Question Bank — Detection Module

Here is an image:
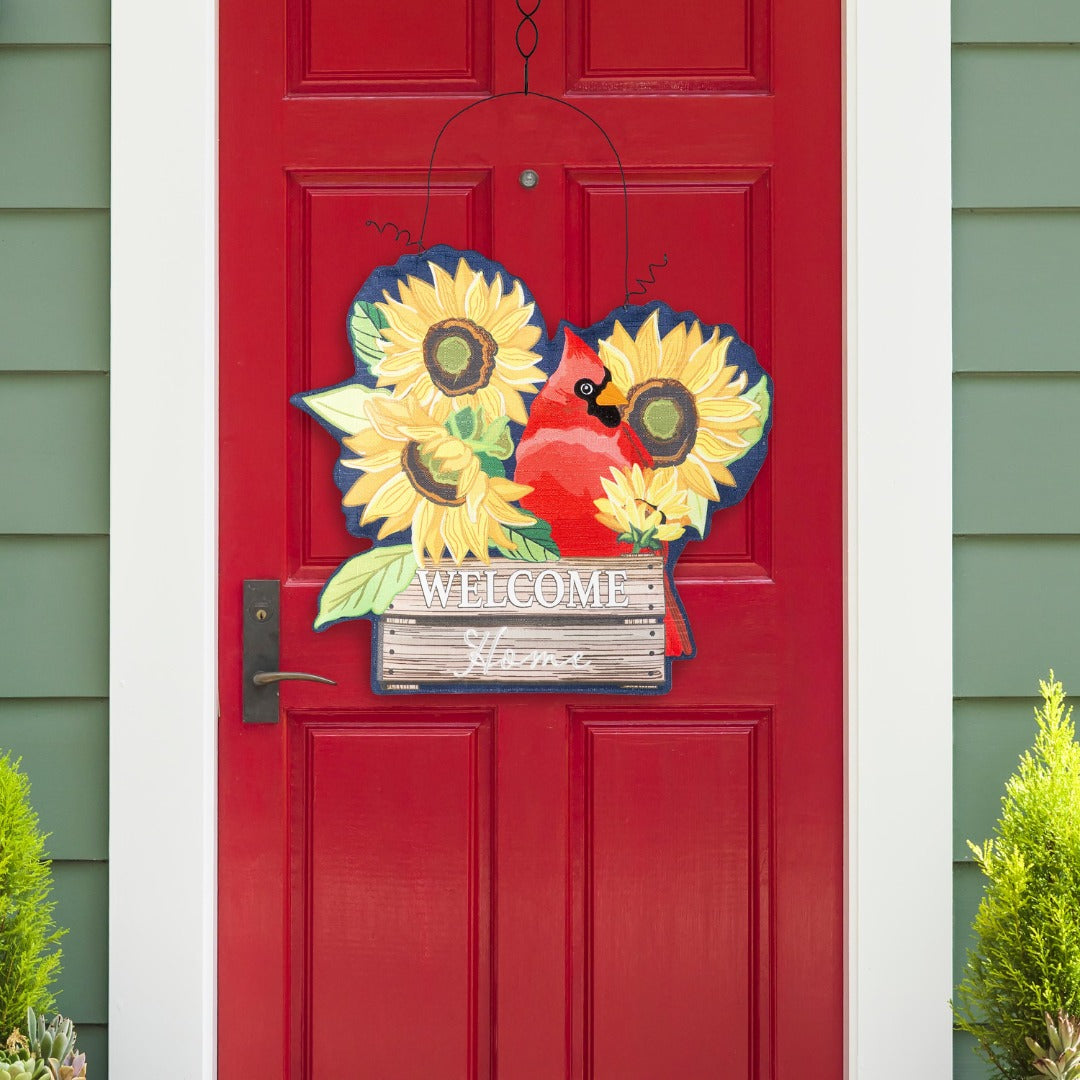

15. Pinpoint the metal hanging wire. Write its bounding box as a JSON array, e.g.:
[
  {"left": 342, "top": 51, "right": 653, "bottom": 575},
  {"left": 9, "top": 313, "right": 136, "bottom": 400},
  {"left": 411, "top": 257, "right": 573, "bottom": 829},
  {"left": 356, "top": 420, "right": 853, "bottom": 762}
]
[{"left": 363, "top": 0, "right": 668, "bottom": 301}]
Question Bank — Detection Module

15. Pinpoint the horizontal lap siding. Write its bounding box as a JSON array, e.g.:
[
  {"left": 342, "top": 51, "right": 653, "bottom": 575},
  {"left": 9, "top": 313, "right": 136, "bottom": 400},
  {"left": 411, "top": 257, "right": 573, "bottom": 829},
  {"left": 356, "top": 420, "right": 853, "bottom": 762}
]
[
  {"left": 952, "top": 7, "right": 1080, "bottom": 1075},
  {"left": 0, "top": 1, "right": 110, "bottom": 1074}
]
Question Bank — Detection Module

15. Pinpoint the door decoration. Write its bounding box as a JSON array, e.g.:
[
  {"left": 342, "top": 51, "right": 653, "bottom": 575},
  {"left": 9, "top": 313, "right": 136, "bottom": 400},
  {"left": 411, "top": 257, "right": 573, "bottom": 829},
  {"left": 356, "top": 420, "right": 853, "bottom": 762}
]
[{"left": 293, "top": 245, "right": 771, "bottom": 693}]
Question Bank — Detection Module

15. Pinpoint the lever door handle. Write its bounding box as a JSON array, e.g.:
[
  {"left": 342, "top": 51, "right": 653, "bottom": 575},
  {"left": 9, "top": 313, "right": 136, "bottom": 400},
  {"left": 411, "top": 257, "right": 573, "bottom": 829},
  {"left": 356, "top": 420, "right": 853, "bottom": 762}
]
[
  {"left": 252, "top": 671, "right": 336, "bottom": 687},
  {"left": 243, "top": 579, "right": 337, "bottom": 723}
]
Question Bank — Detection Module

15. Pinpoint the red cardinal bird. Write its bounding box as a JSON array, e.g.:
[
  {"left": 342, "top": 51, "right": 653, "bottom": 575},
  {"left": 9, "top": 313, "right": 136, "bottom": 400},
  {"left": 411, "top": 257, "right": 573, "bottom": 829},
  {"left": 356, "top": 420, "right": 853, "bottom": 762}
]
[{"left": 514, "top": 328, "right": 692, "bottom": 657}]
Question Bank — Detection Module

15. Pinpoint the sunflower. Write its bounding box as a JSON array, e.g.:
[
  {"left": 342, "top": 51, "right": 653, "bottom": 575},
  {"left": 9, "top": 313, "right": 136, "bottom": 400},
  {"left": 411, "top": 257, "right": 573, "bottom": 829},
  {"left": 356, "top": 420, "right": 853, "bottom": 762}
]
[
  {"left": 598, "top": 310, "right": 764, "bottom": 502},
  {"left": 594, "top": 464, "right": 691, "bottom": 553},
  {"left": 340, "top": 395, "right": 535, "bottom": 566},
  {"left": 374, "top": 257, "right": 545, "bottom": 425}
]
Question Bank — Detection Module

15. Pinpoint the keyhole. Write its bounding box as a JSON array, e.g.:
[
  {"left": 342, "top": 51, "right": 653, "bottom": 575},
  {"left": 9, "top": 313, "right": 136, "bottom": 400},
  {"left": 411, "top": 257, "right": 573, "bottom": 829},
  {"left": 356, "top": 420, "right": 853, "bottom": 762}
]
[
  {"left": 255, "top": 608, "right": 269, "bottom": 621},
  {"left": 519, "top": 169, "right": 539, "bottom": 189}
]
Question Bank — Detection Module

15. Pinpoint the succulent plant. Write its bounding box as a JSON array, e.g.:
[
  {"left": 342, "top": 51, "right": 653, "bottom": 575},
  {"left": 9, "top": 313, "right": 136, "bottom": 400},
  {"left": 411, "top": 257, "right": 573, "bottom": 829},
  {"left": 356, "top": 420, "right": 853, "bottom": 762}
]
[
  {"left": 1028, "top": 1013, "right": 1080, "bottom": 1079},
  {"left": 7, "top": 1011, "right": 85, "bottom": 1080}
]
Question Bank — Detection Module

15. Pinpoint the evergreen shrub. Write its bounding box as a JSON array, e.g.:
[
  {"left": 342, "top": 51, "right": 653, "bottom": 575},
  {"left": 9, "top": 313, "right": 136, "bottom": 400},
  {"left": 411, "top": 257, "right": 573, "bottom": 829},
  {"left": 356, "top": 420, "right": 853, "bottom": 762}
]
[
  {"left": 0, "top": 754, "right": 64, "bottom": 1038},
  {"left": 954, "top": 673, "right": 1080, "bottom": 1078}
]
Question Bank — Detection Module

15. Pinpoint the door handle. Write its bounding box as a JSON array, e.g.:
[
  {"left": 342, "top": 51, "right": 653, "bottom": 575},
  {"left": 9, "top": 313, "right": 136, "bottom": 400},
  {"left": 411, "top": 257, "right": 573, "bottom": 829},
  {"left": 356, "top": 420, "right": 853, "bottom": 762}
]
[
  {"left": 252, "top": 671, "right": 336, "bottom": 686},
  {"left": 243, "top": 579, "right": 335, "bottom": 723}
]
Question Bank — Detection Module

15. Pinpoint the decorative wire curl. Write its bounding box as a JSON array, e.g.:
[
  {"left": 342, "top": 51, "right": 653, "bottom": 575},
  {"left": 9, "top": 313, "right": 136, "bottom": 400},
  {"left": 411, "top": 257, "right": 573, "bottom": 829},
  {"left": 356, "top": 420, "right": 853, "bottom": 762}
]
[
  {"left": 629, "top": 253, "right": 670, "bottom": 297},
  {"left": 364, "top": 219, "right": 422, "bottom": 252}
]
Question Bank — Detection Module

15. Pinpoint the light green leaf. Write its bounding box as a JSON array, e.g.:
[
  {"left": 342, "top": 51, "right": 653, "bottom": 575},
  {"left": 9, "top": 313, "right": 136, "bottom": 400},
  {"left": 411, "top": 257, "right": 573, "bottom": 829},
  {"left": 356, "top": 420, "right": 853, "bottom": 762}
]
[
  {"left": 481, "top": 416, "right": 515, "bottom": 460},
  {"left": 348, "top": 300, "right": 390, "bottom": 374},
  {"left": 315, "top": 544, "right": 417, "bottom": 629},
  {"left": 726, "top": 375, "right": 771, "bottom": 463},
  {"left": 447, "top": 409, "right": 516, "bottom": 461},
  {"left": 497, "top": 517, "right": 560, "bottom": 562},
  {"left": 686, "top": 490, "right": 710, "bottom": 536},
  {"left": 301, "top": 383, "right": 386, "bottom": 435}
]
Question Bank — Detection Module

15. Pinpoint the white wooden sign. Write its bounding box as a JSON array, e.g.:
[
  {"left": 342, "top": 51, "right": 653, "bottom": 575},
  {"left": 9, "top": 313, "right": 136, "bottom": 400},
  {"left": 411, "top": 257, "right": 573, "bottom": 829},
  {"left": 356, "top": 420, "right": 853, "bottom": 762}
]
[{"left": 375, "top": 556, "right": 666, "bottom": 691}]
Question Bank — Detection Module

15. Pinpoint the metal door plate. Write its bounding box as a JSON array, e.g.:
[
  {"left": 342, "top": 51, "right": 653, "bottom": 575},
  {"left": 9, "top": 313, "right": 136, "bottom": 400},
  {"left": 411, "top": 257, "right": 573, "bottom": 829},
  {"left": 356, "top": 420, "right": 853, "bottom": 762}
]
[{"left": 243, "top": 579, "right": 280, "bottom": 724}]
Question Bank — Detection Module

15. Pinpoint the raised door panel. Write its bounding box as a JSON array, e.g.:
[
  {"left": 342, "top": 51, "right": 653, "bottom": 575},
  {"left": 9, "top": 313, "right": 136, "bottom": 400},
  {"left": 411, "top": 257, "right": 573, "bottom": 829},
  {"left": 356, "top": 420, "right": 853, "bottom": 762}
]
[
  {"left": 571, "top": 709, "right": 772, "bottom": 1080},
  {"left": 292, "top": 712, "right": 494, "bottom": 1079},
  {"left": 566, "top": 0, "right": 770, "bottom": 92},
  {"left": 290, "top": 0, "right": 493, "bottom": 94}
]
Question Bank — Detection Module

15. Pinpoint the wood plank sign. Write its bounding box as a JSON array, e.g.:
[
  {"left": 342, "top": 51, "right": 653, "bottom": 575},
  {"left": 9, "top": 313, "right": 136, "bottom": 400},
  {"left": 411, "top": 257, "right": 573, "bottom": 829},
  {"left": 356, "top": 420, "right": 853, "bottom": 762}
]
[{"left": 292, "top": 246, "right": 772, "bottom": 693}]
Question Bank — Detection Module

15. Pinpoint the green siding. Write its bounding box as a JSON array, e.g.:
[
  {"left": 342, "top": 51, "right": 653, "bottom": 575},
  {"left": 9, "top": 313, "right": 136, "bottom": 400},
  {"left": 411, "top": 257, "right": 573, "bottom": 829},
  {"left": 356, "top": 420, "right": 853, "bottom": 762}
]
[
  {"left": 955, "top": 538, "right": 1080, "bottom": 697},
  {"left": 954, "top": 48, "right": 1080, "bottom": 208},
  {"left": 50, "top": 863, "right": 108, "bottom": 1023},
  {"left": 0, "top": 211, "right": 110, "bottom": 372},
  {"left": 954, "top": 376, "right": 1080, "bottom": 532},
  {"left": 0, "top": 701, "right": 108, "bottom": 860},
  {"left": 0, "top": 0, "right": 109, "bottom": 44},
  {"left": 954, "top": 1, "right": 1080, "bottom": 44},
  {"left": 953, "top": 698, "right": 1041, "bottom": 861},
  {"left": 0, "top": 48, "right": 109, "bottom": 208},
  {"left": 0, "top": 537, "right": 109, "bottom": 697},
  {"left": 952, "top": 17, "right": 1080, "bottom": 1077},
  {"left": 0, "top": 375, "right": 109, "bottom": 532},
  {"left": 0, "top": 10, "right": 110, "bottom": 1074},
  {"left": 953, "top": 212, "right": 1080, "bottom": 373}
]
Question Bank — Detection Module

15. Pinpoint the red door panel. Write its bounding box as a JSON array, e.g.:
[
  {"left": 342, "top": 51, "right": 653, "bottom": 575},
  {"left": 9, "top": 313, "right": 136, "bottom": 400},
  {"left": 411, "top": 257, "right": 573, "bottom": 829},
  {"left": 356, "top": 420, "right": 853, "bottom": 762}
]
[
  {"left": 571, "top": 711, "right": 772, "bottom": 1080},
  {"left": 292, "top": 714, "right": 493, "bottom": 1079},
  {"left": 220, "top": 0, "right": 841, "bottom": 1075}
]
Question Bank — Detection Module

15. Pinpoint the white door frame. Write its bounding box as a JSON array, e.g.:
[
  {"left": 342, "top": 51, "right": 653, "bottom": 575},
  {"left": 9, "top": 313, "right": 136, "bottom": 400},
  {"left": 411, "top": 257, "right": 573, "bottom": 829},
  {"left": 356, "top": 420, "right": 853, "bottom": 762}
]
[{"left": 109, "top": 2, "right": 953, "bottom": 1076}]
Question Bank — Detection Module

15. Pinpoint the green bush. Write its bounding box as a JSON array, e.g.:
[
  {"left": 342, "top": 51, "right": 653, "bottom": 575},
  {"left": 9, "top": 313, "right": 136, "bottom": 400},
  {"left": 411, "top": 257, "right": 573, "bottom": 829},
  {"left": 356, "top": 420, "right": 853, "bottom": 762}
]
[
  {"left": 0, "top": 754, "right": 64, "bottom": 1038},
  {"left": 954, "top": 673, "right": 1080, "bottom": 1078}
]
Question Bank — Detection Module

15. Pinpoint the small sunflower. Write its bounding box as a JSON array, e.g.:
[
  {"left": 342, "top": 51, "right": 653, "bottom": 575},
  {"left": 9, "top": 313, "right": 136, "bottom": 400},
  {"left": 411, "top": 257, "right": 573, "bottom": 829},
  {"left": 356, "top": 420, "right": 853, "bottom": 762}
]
[
  {"left": 598, "top": 310, "right": 764, "bottom": 501},
  {"left": 340, "top": 395, "right": 535, "bottom": 566},
  {"left": 374, "top": 258, "right": 545, "bottom": 425},
  {"left": 594, "top": 464, "right": 691, "bottom": 553}
]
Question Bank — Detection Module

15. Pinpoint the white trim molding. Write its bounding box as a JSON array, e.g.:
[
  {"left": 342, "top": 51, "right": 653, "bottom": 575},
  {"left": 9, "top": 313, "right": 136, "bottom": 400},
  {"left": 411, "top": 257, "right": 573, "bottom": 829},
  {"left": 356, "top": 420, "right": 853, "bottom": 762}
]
[
  {"left": 110, "top": 0, "right": 217, "bottom": 1077},
  {"left": 845, "top": 1, "right": 954, "bottom": 1077},
  {"left": 108, "top": 2, "right": 953, "bottom": 1076}
]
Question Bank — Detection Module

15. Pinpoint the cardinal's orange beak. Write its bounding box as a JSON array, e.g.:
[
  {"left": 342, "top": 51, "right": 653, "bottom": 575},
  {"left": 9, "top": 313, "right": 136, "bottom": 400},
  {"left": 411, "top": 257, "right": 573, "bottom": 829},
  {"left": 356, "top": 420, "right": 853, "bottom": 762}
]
[{"left": 596, "top": 382, "right": 628, "bottom": 407}]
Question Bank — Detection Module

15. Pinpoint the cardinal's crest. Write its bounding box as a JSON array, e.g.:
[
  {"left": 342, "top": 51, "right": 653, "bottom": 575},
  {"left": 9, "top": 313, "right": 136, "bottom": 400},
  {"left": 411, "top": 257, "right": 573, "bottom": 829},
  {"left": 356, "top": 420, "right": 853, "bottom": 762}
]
[{"left": 292, "top": 246, "right": 772, "bottom": 694}]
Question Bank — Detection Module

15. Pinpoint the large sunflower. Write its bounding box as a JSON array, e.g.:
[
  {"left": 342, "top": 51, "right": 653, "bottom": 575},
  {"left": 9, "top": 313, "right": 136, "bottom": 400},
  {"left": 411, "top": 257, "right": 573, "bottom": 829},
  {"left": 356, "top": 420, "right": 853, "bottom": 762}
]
[
  {"left": 340, "top": 395, "right": 535, "bottom": 566},
  {"left": 594, "top": 464, "right": 691, "bottom": 553},
  {"left": 375, "top": 258, "right": 545, "bottom": 425},
  {"left": 598, "top": 310, "right": 764, "bottom": 503}
]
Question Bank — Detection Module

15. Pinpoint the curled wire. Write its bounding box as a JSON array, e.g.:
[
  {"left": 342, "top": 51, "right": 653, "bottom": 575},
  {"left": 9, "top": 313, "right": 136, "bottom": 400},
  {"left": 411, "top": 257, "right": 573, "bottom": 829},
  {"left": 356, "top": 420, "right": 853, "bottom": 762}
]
[
  {"left": 370, "top": 0, "right": 667, "bottom": 306},
  {"left": 628, "top": 253, "right": 670, "bottom": 298},
  {"left": 364, "top": 219, "right": 424, "bottom": 252}
]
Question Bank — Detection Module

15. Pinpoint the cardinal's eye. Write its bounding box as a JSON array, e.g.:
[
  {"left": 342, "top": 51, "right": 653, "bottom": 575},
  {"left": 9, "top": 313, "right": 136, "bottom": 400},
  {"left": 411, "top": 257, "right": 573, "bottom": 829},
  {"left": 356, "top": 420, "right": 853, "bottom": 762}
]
[{"left": 575, "top": 379, "right": 596, "bottom": 399}]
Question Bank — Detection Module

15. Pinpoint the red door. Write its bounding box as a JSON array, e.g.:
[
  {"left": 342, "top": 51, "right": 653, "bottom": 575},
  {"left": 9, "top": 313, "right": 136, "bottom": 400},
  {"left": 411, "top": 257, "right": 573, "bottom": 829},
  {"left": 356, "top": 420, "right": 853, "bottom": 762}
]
[{"left": 219, "top": 1, "right": 841, "bottom": 1077}]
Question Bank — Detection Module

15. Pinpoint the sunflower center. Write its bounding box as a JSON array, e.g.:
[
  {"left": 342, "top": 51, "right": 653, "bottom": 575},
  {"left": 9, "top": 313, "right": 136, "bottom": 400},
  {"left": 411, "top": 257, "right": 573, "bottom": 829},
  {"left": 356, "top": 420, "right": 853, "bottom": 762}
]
[
  {"left": 626, "top": 378, "right": 699, "bottom": 466},
  {"left": 401, "top": 441, "right": 466, "bottom": 507},
  {"left": 422, "top": 318, "right": 498, "bottom": 396}
]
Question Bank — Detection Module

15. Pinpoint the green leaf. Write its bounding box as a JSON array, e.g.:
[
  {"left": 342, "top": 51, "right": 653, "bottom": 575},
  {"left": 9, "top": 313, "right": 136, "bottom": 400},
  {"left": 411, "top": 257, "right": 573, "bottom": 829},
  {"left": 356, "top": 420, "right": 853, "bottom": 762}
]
[
  {"left": 300, "top": 383, "right": 386, "bottom": 435},
  {"left": 686, "top": 490, "right": 710, "bottom": 536},
  {"left": 447, "top": 410, "right": 516, "bottom": 461},
  {"left": 446, "top": 406, "right": 477, "bottom": 441},
  {"left": 726, "top": 375, "right": 771, "bottom": 464},
  {"left": 348, "top": 300, "right": 390, "bottom": 374},
  {"left": 480, "top": 416, "right": 515, "bottom": 460},
  {"left": 314, "top": 544, "right": 417, "bottom": 629},
  {"left": 475, "top": 452, "right": 506, "bottom": 479},
  {"left": 497, "top": 517, "right": 561, "bottom": 561}
]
